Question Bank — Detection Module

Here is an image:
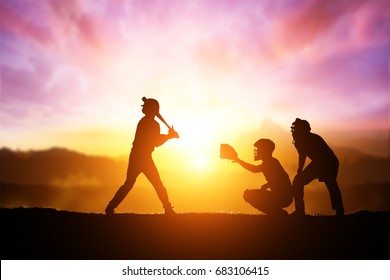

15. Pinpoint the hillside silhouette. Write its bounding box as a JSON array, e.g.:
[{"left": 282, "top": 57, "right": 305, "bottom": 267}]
[
  {"left": 0, "top": 147, "right": 125, "bottom": 187},
  {"left": 1, "top": 207, "right": 389, "bottom": 260},
  {"left": 1, "top": 145, "right": 389, "bottom": 213}
]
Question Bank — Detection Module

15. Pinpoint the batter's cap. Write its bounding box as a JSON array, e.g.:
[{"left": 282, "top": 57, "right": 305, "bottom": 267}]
[{"left": 142, "top": 97, "right": 159, "bottom": 113}]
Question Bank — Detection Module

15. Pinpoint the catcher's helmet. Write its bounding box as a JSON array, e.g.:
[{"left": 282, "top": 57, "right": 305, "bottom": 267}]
[
  {"left": 142, "top": 97, "right": 159, "bottom": 115},
  {"left": 254, "top": 138, "right": 275, "bottom": 157},
  {"left": 290, "top": 118, "right": 311, "bottom": 133}
]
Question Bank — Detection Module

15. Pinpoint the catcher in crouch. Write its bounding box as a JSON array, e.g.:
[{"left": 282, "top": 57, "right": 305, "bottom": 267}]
[{"left": 221, "top": 139, "right": 293, "bottom": 215}]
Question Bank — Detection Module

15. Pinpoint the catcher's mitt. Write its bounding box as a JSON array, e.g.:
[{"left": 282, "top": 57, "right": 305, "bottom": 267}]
[{"left": 220, "top": 143, "right": 238, "bottom": 160}]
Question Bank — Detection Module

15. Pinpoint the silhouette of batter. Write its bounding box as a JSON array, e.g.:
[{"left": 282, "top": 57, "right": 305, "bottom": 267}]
[{"left": 105, "top": 98, "right": 178, "bottom": 215}]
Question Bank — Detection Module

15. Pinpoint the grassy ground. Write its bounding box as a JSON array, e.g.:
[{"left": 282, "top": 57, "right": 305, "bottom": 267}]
[{"left": 1, "top": 207, "right": 389, "bottom": 260}]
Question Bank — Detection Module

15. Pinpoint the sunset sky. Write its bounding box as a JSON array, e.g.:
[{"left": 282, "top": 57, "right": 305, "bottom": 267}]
[
  {"left": 0, "top": 0, "right": 389, "bottom": 214},
  {"left": 0, "top": 0, "right": 390, "bottom": 212}
]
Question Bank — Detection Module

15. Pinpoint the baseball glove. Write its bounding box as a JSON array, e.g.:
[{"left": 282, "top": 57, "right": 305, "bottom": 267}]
[{"left": 220, "top": 143, "right": 238, "bottom": 160}]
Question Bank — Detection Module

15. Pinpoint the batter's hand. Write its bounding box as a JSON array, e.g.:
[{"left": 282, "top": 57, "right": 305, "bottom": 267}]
[{"left": 168, "top": 126, "right": 179, "bottom": 138}]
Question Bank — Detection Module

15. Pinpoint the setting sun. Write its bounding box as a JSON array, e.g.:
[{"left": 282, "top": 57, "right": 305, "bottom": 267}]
[{"left": 194, "top": 155, "right": 210, "bottom": 170}]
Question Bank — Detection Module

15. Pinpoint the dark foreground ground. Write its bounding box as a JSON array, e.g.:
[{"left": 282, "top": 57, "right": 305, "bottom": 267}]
[{"left": 1, "top": 208, "right": 389, "bottom": 260}]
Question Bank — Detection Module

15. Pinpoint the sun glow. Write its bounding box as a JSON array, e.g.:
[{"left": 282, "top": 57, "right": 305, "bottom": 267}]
[
  {"left": 169, "top": 114, "right": 222, "bottom": 173},
  {"left": 194, "top": 155, "right": 210, "bottom": 170},
  {"left": 171, "top": 144, "right": 216, "bottom": 173}
]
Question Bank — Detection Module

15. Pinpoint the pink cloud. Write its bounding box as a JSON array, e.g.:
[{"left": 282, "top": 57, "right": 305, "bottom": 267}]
[
  {"left": 0, "top": 1, "right": 53, "bottom": 47},
  {"left": 47, "top": 0, "right": 102, "bottom": 50},
  {"left": 269, "top": 0, "right": 390, "bottom": 60}
]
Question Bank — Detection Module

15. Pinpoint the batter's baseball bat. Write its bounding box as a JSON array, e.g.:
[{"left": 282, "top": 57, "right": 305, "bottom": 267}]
[
  {"left": 158, "top": 112, "right": 179, "bottom": 138},
  {"left": 156, "top": 112, "right": 171, "bottom": 130}
]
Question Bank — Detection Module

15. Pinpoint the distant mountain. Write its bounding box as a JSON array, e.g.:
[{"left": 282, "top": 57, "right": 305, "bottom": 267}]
[
  {"left": 333, "top": 146, "right": 370, "bottom": 162},
  {"left": 0, "top": 145, "right": 389, "bottom": 213},
  {"left": 337, "top": 152, "right": 390, "bottom": 186},
  {"left": 0, "top": 147, "right": 126, "bottom": 187},
  {"left": 1, "top": 142, "right": 389, "bottom": 188}
]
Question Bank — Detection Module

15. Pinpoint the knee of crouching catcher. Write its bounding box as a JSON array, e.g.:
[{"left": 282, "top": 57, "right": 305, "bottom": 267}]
[{"left": 243, "top": 189, "right": 250, "bottom": 202}]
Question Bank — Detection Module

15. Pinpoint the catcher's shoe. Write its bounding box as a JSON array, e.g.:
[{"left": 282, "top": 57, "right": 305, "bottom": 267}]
[
  {"left": 272, "top": 209, "right": 288, "bottom": 216},
  {"left": 290, "top": 210, "right": 305, "bottom": 217}
]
